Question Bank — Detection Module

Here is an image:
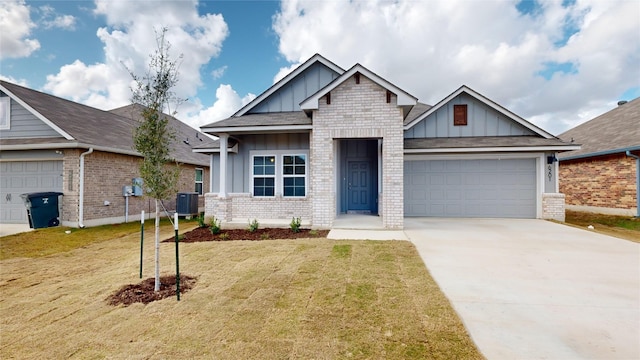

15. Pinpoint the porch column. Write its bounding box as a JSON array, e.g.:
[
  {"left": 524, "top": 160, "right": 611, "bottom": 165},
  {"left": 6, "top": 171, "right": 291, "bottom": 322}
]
[
  {"left": 219, "top": 133, "right": 228, "bottom": 198},
  {"left": 209, "top": 154, "right": 214, "bottom": 193}
]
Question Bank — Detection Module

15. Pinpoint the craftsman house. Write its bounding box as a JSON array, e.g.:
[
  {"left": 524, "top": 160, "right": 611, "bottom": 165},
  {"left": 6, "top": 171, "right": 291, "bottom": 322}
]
[
  {"left": 558, "top": 98, "right": 639, "bottom": 216},
  {"left": 0, "top": 81, "right": 212, "bottom": 227},
  {"left": 196, "top": 54, "right": 579, "bottom": 229}
]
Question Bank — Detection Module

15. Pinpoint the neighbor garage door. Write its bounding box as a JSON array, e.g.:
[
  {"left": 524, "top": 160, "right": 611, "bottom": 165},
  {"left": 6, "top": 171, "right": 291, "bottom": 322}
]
[
  {"left": 0, "top": 161, "right": 63, "bottom": 224},
  {"left": 404, "top": 158, "right": 536, "bottom": 218}
]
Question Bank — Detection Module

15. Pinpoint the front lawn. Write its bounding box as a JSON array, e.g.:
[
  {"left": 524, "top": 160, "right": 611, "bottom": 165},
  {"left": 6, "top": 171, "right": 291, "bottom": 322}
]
[
  {"left": 564, "top": 210, "right": 640, "bottom": 243},
  {"left": 0, "top": 227, "right": 483, "bottom": 359}
]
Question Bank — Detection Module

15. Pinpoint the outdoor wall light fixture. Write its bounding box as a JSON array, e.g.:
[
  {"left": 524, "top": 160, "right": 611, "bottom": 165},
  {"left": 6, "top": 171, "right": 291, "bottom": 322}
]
[{"left": 547, "top": 155, "right": 558, "bottom": 164}]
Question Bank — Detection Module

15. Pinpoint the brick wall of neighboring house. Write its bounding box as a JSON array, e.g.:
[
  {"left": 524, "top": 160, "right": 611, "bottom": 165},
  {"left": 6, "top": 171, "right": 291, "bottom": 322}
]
[
  {"left": 560, "top": 153, "right": 637, "bottom": 211},
  {"left": 311, "top": 75, "right": 405, "bottom": 229},
  {"left": 61, "top": 149, "right": 208, "bottom": 227}
]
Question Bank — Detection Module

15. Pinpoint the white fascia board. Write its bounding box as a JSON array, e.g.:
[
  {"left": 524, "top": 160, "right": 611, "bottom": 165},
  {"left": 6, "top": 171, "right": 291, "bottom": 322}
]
[
  {"left": 300, "top": 65, "right": 418, "bottom": 110},
  {"left": 200, "top": 125, "right": 313, "bottom": 134},
  {"left": 403, "top": 85, "right": 555, "bottom": 139},
  {"left": 234, "top": 54, "right": 345, "bottom": 117},
  {"left": 192, "top": 143, "right": 239, "bottom": 154},
  {"left": 0, "top": 84, "right": 75, "bottom": 140},
  {"left": 403, "top": 145, "right": 581, "bottom": 154}
]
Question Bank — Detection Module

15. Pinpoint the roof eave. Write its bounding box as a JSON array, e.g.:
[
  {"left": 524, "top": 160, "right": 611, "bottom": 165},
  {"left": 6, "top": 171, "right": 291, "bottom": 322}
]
[
  {"left": 201, "top": 124, "right": 313, "bottom": 135},
  {"left": 233, "top": 54, "right": 345, "bottom": 117},
  {"left": 404, "top": 145, "right": 581, "bottom": 154},
  {"left": 558, "top": 145, "right": 640, "bottom": 161},
  {"left": 0, "top": 83, "right": 75, "bottom": 140},
  {"left": 300, "top": 64, "right": 418, "bottom": 111},
  {"left": 403, "top": 85, "right": 555, "bottom": 139}
]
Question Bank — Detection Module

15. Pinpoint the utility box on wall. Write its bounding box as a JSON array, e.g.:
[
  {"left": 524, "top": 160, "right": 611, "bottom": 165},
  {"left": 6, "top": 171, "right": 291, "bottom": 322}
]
[
  {"left": 132, "top": 178, "right": 143, "bottom": 196},
  {"left": 176, "top": 192, "right": 199, "bottom": 216}
]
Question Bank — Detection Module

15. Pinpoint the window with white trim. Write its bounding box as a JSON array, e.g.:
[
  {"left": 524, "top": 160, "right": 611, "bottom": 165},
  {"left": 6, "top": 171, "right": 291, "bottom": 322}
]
[
  {"left": 195, "top": 168, "right": 204, "bottom": 195},
  {"left": 0, "top": 97, "right": 9, "bottom": 130},
  {"left": 253, "top": 155, "right": 276, "bottom": 196},
  {"left": 283, "top": 155, "right": 306, "bottom": 197},
  {"left": 251, "top": 151, "right": 308, "bottom": 197}
]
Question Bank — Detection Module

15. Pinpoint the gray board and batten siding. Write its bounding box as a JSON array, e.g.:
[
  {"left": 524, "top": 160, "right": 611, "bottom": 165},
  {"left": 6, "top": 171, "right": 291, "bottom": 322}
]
[
  {"left": 210, "top": 133, "right": 310, "bottom": 193},
  {"left": 404, "top": 93, "right": 537, "bottom": 139},
  {"left": 0, "top": 93, "right": 61, "bottom": 139},
  {"left": 249, "top": 62, "right": 340, "bottom": 114}
]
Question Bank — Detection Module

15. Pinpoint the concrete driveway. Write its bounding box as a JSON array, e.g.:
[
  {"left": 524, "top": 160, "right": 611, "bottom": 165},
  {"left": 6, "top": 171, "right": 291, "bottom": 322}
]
[{"left": 404, "top": 218, "right": 640, "bottom": 360}]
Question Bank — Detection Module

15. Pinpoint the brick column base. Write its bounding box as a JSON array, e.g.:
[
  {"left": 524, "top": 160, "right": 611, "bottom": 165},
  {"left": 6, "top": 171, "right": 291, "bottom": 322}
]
[
  {"left": 205, "top": 193, "right": 231, "bottom": 222},
  {"left": 542, "top": 193, "right": 565, "bottom": 222}
]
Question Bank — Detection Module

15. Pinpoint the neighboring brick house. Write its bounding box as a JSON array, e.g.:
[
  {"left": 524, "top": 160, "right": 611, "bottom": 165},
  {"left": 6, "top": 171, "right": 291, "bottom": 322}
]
[
  {"left": 558, "top": 97, "right": 640, "bottom": 216},
  {"left": 0, "top": 81, "right": 212, "bottom": 227},
  {"left": 196, "top": 54, "right": 578, "bottom": 229}
]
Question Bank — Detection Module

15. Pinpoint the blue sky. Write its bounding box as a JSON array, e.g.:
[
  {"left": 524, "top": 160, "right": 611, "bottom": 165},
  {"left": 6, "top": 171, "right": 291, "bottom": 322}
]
[{"left": 1, "top": 0, "right": 639, "bottom": 135}]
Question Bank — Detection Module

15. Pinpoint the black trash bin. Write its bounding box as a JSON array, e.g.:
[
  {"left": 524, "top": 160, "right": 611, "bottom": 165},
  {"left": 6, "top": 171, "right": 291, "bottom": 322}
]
[{"left": 20, "top": 192, "right": 63, "bottom": 229}]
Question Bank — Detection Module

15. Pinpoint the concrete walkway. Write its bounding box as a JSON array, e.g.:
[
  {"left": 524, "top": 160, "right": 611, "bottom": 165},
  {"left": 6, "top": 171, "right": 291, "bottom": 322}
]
[
  {"left": 404, "top": 218, "right": 640, "bottom": 360},
  {"left": 0, "top": 223, "right": 32, "bottom": 237}
]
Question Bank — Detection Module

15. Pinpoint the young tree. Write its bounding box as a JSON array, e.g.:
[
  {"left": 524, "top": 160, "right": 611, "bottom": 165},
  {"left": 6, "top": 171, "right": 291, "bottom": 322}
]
[{"left": 129, "top": 28, "right": 183, "bottom": 291}]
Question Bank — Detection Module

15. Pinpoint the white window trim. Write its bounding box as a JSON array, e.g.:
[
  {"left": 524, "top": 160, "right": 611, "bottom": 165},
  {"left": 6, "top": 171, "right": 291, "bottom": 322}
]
[
  {"left": 0, "top": 97, "right": 10, "bottom": 130},
  {"left": 195, "top": 168, "right": 204, "bottom": 195},
  {"left": 250, "top": 150, "right": 309, "bottom": 198}
]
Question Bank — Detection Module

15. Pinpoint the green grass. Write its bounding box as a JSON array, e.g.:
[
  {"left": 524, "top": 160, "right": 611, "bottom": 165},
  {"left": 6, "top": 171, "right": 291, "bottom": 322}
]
[
  {"left": 564, "top": 210, "right": 640, "bottom": 243},
  {"left": 0, "top": 217, "right": 197, "bottom": 260},
  {"left": 0, "top": 225, "right": 483, "bottom": 359}
]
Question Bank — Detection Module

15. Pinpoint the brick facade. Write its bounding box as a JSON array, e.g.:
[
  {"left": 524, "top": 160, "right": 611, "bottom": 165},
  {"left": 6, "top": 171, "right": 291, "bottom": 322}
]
[
  {"left": 205, "top": 193, "right": 311, "bottom": 226},
  {"left": 310, "top": 75, "right": 404, "bottom": 229},
  {"left": 61, "top": 149, "right": 208, "bottom": 227},
  {"left": 542, "top": 193, "right": 566, "bottom": 221},
  {"left": 560, "top": 154, "right": 637, "bottom": 213}
]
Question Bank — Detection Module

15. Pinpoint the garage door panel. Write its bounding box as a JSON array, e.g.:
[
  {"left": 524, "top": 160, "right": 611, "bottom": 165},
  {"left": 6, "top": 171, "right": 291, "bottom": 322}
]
[
  {"left": 404, "top": 158, "right": 536, "bottom": 218},
  {"left": 1, "top": 161, "right": 63, "bottom": 224}
]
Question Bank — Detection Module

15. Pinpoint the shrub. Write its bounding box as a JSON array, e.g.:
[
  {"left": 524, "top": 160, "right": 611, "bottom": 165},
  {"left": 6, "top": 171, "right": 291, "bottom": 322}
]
[
  {"left": 209, "top": 216, "right": 221, "bottom": 235},
  {"left": 248, "top": 219, "right": 259, "bottom": 233},
  {"left": 219, "top": 233, "right": 229, "bottom": 241},
  {"left": 196, "top": 213, "right": 206, "bottom": 228},
  {"left": 309, "top": 229, "right": 318, "bottom": 237},
  {"left": 260, "top": 233, "right": 270, "bottom": 240},
  {"left": 290, "top": 217, "right": 302, "bottom": 233}
]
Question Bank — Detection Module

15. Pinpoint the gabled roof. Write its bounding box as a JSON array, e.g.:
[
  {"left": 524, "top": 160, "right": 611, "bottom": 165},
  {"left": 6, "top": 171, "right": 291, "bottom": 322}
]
[
  {"left": 0, "top": 81, "right": 211, "bottom": 166},
  {"left": 557, "top": 97, "right": 640, "bottom": 160},
  {"left": 200, "top": 111, "right": 311, "bottom": 135},
  {"left": 300, "top": 63, "right": 418, "bottom": 117},
  {"left": 232, "top": 54, "right": 345, "bottom": 117},
  {"left": 403, "top": 85, "right": 555, "bottom": 139}
]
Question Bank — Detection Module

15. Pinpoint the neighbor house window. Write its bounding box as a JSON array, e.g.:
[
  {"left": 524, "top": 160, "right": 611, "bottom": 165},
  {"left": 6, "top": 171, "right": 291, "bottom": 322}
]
[
  {"left": 252, "top": 155, "right": 276, "bottom": 196},
  {"left": 195, "top": 168, "right": 203, "bottom": 195},
  {"left": 453, "top": 104, "right": 468, "bottom": 126},
  {"left": 250, "top": 151, "right": 308, "bottom": 197},
  {"left": 283, "top": 155, "right": 306, "bottom": 197},
  {"left": 0, "top": 97, "right": 9, "bottom": 130}
]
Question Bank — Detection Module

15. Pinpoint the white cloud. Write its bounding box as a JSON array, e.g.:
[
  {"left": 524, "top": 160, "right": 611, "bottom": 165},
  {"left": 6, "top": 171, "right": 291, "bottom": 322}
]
[
  {"left": 182, "top": 84, "right": 255, "bottom": 128},
  {"left": 211, "top": 66, "right": 227, "bottom": 80},
  {"left": 0, "top": 0, "right": 40, "bottom": 59},
  {"left": 0, "top": 74, "right": 29, "bottom": 86},
  {"left": 273, "top": 0, "right": 640, "bottom": 134},
  {"left": 42, "top": 0, "right": 234, "bottom": 127},
  {"left": 39, "top": 4, "right": 76, "bottom": 30}
]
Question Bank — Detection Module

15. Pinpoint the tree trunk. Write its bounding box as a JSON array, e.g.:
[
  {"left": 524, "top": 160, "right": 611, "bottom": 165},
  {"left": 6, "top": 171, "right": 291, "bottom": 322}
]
[{"left": 154, "top": 199, "right": 160, "bottom": 292}]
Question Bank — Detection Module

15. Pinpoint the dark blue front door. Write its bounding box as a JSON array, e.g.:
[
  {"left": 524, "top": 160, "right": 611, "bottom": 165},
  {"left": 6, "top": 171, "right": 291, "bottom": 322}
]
[{"left": 347, "top": 160, "right": 371, "bottom": 212}]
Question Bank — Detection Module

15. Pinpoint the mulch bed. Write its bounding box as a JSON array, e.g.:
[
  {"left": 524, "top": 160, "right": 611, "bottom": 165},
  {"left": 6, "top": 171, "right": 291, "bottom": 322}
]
[
  {"left": 163, "top": 226, "right": 329, "bottom": 243},
  {"left": 106, "top": 275, "right": 196, "bottom": 306}
]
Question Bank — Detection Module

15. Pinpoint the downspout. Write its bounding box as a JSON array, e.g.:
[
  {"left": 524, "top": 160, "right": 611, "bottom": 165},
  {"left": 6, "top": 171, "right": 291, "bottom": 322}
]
[
  {"left": 626, "top": 151, "right": 640, "bottom": 217},
  {"left": 78, "top": 148, "right": 94, "bottom": 228}
]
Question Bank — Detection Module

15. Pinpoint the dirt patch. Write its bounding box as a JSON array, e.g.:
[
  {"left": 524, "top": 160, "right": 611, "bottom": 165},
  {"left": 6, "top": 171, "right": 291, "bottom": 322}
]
[
  {"left": 106, "top": 275, "right": 196, "bottom": 306},
  {"left": 164, "top": 226, "right": 329, "bottom": 243}
]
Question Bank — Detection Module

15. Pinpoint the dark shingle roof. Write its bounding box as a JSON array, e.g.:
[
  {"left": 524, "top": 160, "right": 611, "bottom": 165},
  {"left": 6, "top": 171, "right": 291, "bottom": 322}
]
[
  {"left": 557, "top": 97, "right": 640, "bottom": 159},
  {"left": 403, "top": 102, "right": 432, "bottom": 126},
  {"left": 405, "top": 136, "right": 575, "bottom": 150},
  {"left": 201, "top": 111, "right": 311, "bottom": 129},
  {"left": 1, "top": 81, "right": 210, "bottom": 166}
]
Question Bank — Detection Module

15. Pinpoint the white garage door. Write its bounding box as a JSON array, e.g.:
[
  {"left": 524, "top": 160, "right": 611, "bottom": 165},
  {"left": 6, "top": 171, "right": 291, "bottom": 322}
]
[
  {"left": 404, "top": 158, "right": 537, "bottom": 218},
  {"left": 0, "top": 161, "right": 63, "bottom": 224}
]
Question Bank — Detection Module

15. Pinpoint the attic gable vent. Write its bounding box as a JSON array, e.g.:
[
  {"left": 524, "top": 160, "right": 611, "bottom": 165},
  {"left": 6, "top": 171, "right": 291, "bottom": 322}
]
[{"left": 453, "top": 104, "right": 468, "bottom": 126}]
